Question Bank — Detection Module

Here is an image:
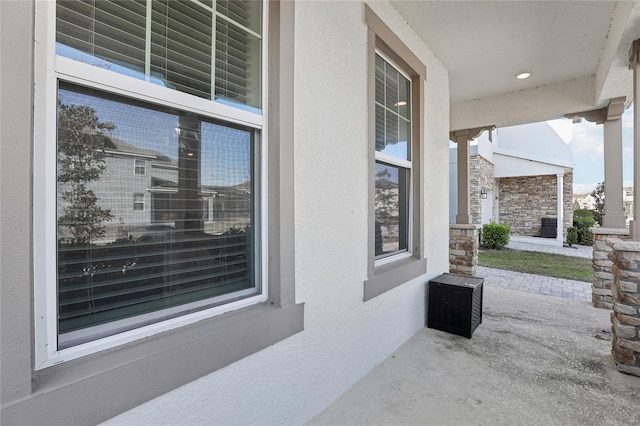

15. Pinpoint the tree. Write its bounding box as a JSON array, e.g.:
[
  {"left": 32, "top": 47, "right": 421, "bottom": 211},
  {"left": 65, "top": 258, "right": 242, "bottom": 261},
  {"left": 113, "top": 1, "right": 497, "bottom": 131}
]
[
  {"left": 374, "top": 168, "right": 399, "bottom": 231},
  {"left": 590, "top": 181, "right": 604, "bottom": 225},
  {"left": 57, "top": 103, "right": 115, "bottom": 245}
]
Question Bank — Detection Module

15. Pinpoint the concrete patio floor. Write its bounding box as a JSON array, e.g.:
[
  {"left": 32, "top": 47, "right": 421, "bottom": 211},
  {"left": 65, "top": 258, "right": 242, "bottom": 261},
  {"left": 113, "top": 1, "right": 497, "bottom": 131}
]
[
  {"left": 507, "top": 236, "right": 593, "bottom": 259},
  {"left": 311, "top": 286, "right": 640, "bottom": 425}
]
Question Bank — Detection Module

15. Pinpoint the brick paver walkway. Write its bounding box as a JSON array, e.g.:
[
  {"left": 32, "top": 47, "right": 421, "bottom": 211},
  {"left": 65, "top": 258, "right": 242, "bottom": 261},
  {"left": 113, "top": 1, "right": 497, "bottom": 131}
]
[
  {"left": 478, "top": 239, "right": 593, "bottom": 303},
  {"left": 477, "top": 266, "right": 592, "bottom": 302},
  {"left": 506, "top": 238, "right": 593, "bottom": 259}
]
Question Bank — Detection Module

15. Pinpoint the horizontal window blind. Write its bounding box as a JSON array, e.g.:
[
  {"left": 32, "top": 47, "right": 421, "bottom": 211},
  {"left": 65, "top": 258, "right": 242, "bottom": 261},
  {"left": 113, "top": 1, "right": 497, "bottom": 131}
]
[
  {"left": 58, "top": 231, "right": 253, "bottom": 338},
  {"left": 56, "top": 0, "right": 262, "bottom": 110},
  {"left": 374, "top": 53, "right": 411, "bottom": 161},
  {"left": 57, "top": 0, "right": 147, "bottom": 74},
  {"left": 151, "top": 0, "right": 213, "bottom": 99}
]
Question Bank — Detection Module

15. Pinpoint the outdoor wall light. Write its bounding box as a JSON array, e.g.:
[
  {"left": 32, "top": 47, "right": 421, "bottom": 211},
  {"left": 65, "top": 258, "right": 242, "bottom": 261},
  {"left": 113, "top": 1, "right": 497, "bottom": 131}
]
[
  {"left": 480, "top": 189, "right": 488, "bottom": 199},
  {"left": 516, "top": 72, "right": 531, "bottom": 79}
]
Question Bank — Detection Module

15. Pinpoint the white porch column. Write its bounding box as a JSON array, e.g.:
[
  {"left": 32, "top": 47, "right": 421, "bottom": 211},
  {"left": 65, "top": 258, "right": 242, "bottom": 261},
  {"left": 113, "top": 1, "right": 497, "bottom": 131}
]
[
  {"left": 556, "top": 173, "right": 564, "bottom": 244},
  {"left": 566, "top": 97, "right": 626, "bottom": 230},
  {"left": 603, "top": 97, "right": 626, "bottom": 228},
  {"left": 631, "top": 40, "right": 640, "bottom": 239},
  {"left": 450, "top": 126, "right": 495, "bottom": 225},
  {"left": 453, "top": 133, "right": 471, "bottom": 224}
]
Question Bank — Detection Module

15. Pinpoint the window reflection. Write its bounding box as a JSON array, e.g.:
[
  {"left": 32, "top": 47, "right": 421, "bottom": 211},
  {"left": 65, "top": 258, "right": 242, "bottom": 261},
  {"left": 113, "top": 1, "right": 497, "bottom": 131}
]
[
  {"left": 56, "top": 82, "right": 257, "bottom": 345},
  {"left": 374, "top": 162, "right": 409, "bottom": 256}
]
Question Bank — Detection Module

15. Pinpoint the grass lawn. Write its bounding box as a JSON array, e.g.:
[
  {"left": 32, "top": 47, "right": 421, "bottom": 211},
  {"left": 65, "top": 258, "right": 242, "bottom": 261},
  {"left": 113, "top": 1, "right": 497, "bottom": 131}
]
[{"left": 478, "top": 249, "right": 593, "bottom": 282}]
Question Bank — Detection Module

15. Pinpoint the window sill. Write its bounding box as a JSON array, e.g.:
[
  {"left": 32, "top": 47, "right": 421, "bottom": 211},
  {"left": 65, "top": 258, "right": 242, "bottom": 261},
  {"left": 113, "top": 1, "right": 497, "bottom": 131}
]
[
  {"left": 3, "top": 302, "right": 304, "bottom": 425},
  {"left": 363, "top": 257, "right": 427, "bottom": 301}
]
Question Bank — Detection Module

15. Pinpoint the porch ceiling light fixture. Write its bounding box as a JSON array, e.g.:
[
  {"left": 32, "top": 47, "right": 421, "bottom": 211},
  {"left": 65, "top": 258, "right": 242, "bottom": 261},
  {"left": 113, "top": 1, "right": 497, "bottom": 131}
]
[{"left": 516, "top": 72, "right": 531, "bottom": 80}]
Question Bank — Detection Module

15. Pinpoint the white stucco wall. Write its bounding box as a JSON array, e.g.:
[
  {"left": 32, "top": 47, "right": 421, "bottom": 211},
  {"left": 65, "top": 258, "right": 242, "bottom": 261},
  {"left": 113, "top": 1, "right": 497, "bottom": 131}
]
[
  {"left": 493, "top": 153, "right": 568, "bottom": 178},
  {"left": 475, "top": 131, "right": 495, "bottom": 163},
  {"left": 494, "top": 121, "right": 573, "bottom": 169},
  {"left": 104, "top": 1, "right": 450, "bottom": 424}
]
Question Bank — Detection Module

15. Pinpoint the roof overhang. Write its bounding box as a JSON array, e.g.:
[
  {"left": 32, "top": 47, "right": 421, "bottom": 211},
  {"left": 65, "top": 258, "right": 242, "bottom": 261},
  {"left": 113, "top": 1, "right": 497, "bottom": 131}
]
[{"left": 390, "top": 0, "right": 640, "bottom": 130}]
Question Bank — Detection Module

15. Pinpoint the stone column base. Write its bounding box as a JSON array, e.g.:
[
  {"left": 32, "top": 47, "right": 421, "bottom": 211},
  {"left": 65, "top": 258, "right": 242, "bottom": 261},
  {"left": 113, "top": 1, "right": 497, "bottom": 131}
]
[
  {"left": 611, "top": 241, "right": 640, "bottom": 377},
  {"left": 449, "top": 224, "right": 481, "bottom": 277},
  {"left": 592, "top": 227, "right": 629, "bottom": 309}
]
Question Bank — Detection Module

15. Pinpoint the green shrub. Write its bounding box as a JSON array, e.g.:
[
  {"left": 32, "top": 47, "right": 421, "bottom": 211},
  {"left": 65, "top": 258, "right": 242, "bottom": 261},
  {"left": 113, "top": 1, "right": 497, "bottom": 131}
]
[
  {"left": 573, "top": 209, "right": 596, "bottom": 246},
  {"left": 574, "top": 208, "right": 595, "bottom": 219},
  {"left": 573, "top": 215, "right": 596, "bottom": 230},
  {"left": 567, "top": 227, "right": 578, "bottom": 246},
  {"left": 578, "top": 227, "right": 594, "bottom": 246},
  {"left": 481, "top": 222, "right": 510, "bottom": 249}
]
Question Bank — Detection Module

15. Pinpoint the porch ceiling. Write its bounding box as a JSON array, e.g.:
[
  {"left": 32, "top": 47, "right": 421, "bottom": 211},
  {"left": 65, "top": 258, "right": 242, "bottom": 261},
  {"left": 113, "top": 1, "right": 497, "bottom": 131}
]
[{"left": 391, "top": 0, "right": 640, "bottom": 130}]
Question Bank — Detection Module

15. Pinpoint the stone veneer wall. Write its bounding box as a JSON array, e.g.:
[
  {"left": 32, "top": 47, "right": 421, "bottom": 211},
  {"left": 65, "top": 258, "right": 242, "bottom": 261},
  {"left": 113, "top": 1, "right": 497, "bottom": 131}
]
[
  {"left": 498, "top": 173, "right": 573, "bottom": 241},
  {"left": 469, "top": 154, "right": 495, "bottom": 225},
  {"left": 592, "top": 229, "right": 630, "bottom": 309},
  {"left": 611, "top": 241, "right": 640, "bottom": 377},
  {"left": 449, "top": 224, "right": 480, "bottom": 276}
]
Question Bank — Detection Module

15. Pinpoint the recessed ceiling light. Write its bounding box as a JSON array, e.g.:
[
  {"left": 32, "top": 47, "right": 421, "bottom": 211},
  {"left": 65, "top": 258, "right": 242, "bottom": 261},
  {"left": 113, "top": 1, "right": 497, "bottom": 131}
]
[{"left": 516, "top": 72, "right": 531, "bottom": 80}]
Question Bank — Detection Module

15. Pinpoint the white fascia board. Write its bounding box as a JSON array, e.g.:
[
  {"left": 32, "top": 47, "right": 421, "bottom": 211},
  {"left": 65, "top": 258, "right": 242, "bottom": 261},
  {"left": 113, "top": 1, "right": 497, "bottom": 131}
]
[
  {"left": 493, "top": 148, "right": 574, "bottom": 169},
  {"left": 493, "top": 152, "right": 572, "bottom": 178}
]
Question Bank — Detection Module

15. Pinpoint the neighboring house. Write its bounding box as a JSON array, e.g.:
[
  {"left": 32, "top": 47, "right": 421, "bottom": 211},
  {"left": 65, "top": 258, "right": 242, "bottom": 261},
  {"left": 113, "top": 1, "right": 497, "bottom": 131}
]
[
  {"left": 2, "top": 1, "right": 640, "bottom": 425},
  {"left": 77, "top": 136, "right": 250, "bottom": 241},
  {"left": 574, "top": 187, "right": 633, "bottom": 225},
  {"left": 573, "top": 193, "right": 596, "bottom": 210},
  {"left": 450, "top": 122, "right": 574, "bottom": 242},
  {"left": 624, "top": 187, "right": 634, "bottom": 224}
]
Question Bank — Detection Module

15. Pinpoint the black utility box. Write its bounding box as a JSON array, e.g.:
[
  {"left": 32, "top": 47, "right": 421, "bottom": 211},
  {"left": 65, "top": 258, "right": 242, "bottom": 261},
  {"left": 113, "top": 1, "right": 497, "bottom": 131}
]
[
  {"left": 427, "top": 273, "right": 483, "bottom": 338},
  {"left": 540, "top": 217, "right": 557, "bottom": 238}
]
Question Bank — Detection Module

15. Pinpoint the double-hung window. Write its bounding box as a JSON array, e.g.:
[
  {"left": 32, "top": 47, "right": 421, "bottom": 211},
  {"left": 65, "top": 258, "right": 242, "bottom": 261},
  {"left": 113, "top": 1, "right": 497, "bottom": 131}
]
[
  {"left": 374, "top": 52, "right": 412, "bottom": 262},
  {"left": 35, "top": 0, "right": 267, "bottom": 367},
  {"left": 364, "top": 5, "right": 427, "bottom": 301},
  {"left": 133, "top": 193, "right": 145, "bottom": 211},
  {"left": 134, "top": 158, "right": 146, "bottom": 175}
]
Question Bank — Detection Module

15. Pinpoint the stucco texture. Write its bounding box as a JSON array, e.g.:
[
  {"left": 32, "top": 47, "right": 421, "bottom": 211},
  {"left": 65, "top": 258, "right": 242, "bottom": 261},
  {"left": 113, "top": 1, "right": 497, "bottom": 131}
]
[{"left": 103, "top": 1, "right": 451, "bottom": 424}]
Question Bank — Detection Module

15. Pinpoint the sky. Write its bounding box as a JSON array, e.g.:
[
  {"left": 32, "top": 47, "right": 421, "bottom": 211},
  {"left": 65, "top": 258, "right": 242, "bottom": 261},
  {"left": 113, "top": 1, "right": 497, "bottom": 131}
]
[{"left": 567, "top": 106, "right": 634, "bottom": 195}]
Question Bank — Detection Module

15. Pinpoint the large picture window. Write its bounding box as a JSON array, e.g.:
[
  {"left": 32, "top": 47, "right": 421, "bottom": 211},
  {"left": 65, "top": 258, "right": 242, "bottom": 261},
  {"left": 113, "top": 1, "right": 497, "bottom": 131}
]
[
  {"left": 374, "top": 53, "right": 412, "bottom": 260},
  {"left": 34, "top": 0, "right": 267, "bottom": 367}
]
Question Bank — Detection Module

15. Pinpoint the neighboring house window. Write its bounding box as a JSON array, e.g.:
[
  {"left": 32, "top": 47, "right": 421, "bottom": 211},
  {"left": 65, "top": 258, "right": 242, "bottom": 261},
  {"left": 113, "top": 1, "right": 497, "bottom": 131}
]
[
  {"left": 133, "top": 193, "right": 145, "bottom": 211},
  {"left": 134, "top": 158, "right": 146, "bottom": 175},
  {"left": 374, "top": 52, "right": 411, "bottom": 260},
  {"left": 35, "top": 0, "right": 267, "bottom": 367},
  {"left": 363, "top": 5, "right": 427, "bottom": 301}
]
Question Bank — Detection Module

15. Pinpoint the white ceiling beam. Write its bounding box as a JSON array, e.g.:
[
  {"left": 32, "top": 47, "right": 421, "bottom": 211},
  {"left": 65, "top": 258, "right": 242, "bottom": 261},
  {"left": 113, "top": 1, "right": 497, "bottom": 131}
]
[{"left": 450, "top": 76, "right": 596, "bottom": 131}]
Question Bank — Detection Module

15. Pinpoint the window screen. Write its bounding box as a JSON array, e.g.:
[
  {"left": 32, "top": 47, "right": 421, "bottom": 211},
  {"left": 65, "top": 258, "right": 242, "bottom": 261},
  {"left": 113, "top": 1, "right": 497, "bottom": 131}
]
[{"left": 56, "top": 82, "right": 258, "bottom": 347}]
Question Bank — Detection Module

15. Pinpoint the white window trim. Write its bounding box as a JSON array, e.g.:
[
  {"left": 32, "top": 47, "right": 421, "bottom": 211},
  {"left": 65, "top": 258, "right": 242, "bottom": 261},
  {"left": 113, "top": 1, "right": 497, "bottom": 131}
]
[
  {"left": 375, "top": 151, "right": 412, "bottom": 170},
  {"left": 33, "top": 0, "right": 270, "bottom": 370},
  {"left": 134, "top": 158, "right": 146, "bottom": 175},
  {"left": 133, "top": 193, "right": 145, "bottom": 211}
]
